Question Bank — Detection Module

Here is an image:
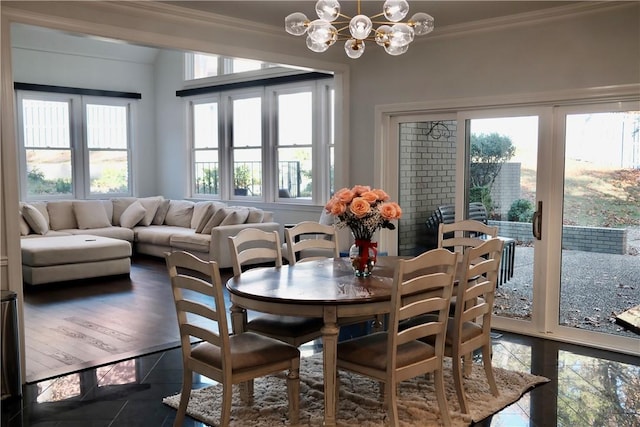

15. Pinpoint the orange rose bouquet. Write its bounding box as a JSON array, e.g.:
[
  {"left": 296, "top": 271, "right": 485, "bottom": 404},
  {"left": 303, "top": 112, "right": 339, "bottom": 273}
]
[{"left": 324, "top": 185, "right": 402, "bottom": 240}]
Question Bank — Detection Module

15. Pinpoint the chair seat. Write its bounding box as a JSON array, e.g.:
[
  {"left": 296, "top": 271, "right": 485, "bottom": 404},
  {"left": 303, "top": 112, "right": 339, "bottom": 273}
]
[
  {"left": 191, "top": 332, "right": 300, "bottom": 371},
  {"left": 248, "top": 314, "right": 324, "bottom": 337},
  {"left": 337, "top": 332, "right": 435, "bottom": 371},
  {"left": 402, "top": 314, "right": 483, "bottom": 347}
]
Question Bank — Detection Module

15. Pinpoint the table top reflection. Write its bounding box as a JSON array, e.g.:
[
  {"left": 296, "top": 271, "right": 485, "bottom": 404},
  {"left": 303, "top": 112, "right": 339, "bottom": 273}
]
[{"left": 226, "top": 257, "right": 402, "bottom": 305}]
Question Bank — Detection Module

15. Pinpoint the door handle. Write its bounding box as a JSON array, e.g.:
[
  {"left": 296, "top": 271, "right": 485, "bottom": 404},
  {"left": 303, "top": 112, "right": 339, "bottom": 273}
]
[{"left": 532, "top": 201, "right": 542, "bottom": 240}]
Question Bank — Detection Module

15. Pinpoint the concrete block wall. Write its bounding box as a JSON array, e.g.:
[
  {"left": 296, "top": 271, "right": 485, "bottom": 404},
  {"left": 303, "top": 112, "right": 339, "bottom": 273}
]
[
  {"left": 490, "top": 162, "right": 522, "bottom": 218},
  {"left": 398, "top": 121, "right": 456, "bottom": 256},
  {"left": 490, "top": 220, "right": 628, "bottom": 254}
]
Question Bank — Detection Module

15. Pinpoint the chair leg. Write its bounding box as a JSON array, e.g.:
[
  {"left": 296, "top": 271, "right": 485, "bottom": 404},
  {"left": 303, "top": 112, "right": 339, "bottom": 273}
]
[
  {"left": 482, "top": 344, "right": 499, "bottom": 397},
  {"left": 239, "top": 379, "right": 254, "bottom": 404},
  {"left": 434, "top": 368, "right": 451, "bottom": 427},
  {"left": 452, "top": 354, "right": 469, "bottom": 414},
  {"left": 463, "top": 352, "right": 473, "bottom": 377},
  {"left": 386, "top": 382, "right": 398, "bottom": 427},
  {"left": 287, "top": 360, "right": 300, "bottom": 425},
  {"left": 220, "top": 382, "right": 233, "bottom": 427},
  {"left": 174, "top": 369, "right": 193, "bottom": 427}
]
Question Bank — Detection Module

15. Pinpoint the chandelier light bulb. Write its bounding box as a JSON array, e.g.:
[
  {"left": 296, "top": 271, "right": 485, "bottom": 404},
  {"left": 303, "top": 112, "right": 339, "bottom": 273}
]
[
  {"left": 345, "top": 39, "right": 365, "bottom": 59},
  {"left": 384, "top": 43, "right": 409, "bottom": 56},
  {"left": 307, "top": 36, "right": 331, "bottom": 52},
  {"left": 308, "top": 19, "right": 334, "bottom": 43},
  {"left": 349, "top": 15, "right": 373, "bottom": 40},
  {"left": 389, "top": 23, "right": 414, "bottom": 47},
  {"left": 383, "top": 0, "right": 410, "bottom": 22},
  {"left": 409, "top": 12, "right": 434, "bottom": 36},
  {"left": 285, "top": 0, "right": 434, "bottom": 58},
  {"left": 375, "top": 25, "right": 392, "bottom": 46},
  {"left": 285, "top": 12, "right": 309, "bottom": 36},
  {"left": 315, "top": 0, "right": 341, "bottom": 21}
]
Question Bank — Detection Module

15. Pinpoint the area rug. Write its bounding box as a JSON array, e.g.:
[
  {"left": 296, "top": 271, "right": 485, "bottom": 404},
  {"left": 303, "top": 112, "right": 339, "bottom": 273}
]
[{"left": 163, "top": 354, "right": 549, "bottom": 426}]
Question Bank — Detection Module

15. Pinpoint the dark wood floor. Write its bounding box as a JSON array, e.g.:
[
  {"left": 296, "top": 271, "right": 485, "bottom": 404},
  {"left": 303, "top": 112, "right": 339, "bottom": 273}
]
[{"left": 22, "top": 255, "right": 234, "bottom": 383}]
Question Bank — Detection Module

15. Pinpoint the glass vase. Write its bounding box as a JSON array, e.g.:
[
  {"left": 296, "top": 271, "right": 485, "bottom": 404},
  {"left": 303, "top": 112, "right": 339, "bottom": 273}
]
[{"left": 349, "top": 239, "right": 378, "bottom": 277}]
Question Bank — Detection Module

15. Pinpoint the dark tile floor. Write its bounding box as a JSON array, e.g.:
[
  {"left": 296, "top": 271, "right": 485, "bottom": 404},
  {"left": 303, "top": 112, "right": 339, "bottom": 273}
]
[{"left": 2, "top": 332, "right": 638, "bottom": 426}]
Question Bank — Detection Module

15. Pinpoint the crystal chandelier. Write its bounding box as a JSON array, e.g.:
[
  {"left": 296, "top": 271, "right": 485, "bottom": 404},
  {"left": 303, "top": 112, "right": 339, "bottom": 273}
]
[{"left": 285, "top": 0, "right": 434, "bottom": 59}]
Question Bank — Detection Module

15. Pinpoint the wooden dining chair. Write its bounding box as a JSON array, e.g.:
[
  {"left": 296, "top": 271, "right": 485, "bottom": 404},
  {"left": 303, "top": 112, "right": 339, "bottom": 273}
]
[
  {"left": 427, "top": 237, "right": 504, "bottom": 414},
  {"left": 336, "top": 248, "right": 459, "bottom": 427},
  {"left": 438, "top": 219, "right": 498, "bottom": 253},
  {"left": 228, "top": 228, "right": 324, "bottom": 346},
  {"left": 284, "top": 221, "right": 340, "bottom": 265},
  {"left": 164, "top": 251, "right": 300, "bottom": 427}
]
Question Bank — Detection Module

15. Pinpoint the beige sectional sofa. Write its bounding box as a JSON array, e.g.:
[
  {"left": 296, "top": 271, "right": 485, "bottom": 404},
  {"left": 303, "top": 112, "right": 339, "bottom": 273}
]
[{"left": 19, "top": 197, "right": 280, "bottom": 284}]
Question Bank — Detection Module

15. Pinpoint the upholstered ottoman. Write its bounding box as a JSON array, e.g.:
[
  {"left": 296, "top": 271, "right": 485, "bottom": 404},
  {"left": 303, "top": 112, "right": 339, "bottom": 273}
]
[{"left": 21, "top": 235, "right": 132, "bottom": 285}]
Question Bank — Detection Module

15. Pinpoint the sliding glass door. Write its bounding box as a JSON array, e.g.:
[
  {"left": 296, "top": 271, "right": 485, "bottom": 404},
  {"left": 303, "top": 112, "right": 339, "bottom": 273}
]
[
  {"left": 388, "top": 100, "right": 639, "bottom": 354},
  {"left": 555, "top": 103, "right": 639, "bottom": 342}
]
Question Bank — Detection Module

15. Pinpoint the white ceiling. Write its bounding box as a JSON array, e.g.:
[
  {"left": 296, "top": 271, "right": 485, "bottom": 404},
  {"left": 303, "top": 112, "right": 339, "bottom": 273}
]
[
  {"left": 163, "top": 1, "right": 579, "bottom": 29},
  {"left": 11, "top": 1, "right": 586, "bottom": 63}
]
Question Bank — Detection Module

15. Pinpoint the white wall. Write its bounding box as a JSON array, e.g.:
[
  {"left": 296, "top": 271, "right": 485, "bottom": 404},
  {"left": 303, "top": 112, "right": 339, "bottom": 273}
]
[{"left": 154, "top": 49, "right": 189, "bottom": 199}]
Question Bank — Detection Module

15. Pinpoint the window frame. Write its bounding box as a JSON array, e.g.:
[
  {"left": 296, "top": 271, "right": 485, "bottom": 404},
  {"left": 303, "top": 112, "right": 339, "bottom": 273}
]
[
  {"left": 16, "top": 90, "right": 135, "bottom": 200},
  {"left": 187, "top": 78, "right": 334, "bottom": 204}
]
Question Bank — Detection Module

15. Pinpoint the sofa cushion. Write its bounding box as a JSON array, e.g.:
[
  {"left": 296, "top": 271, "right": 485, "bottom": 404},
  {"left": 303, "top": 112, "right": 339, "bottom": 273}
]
[
  {"left": 64, "top": 227, "right": 135, "bottom": 242},
  {"left": 19, "top": 211, "right": 31, "bottom": 236},
  {"left": 47, "top": 201, "right": 77, "bottom": 230},
  {"left": 191, "top": 201, "right": 214, "bottom": 231},
  {"left": 138, "top": 196, "right": 163, "bottom": 226},
  {"left": 164, "top": 200, "right": 194, "bottom": 228},
  {"left": 170, "top": 233, "right": 211, "bottom": 253},
  {"left": 120, "top": 201, "right": 147, "bottom": 229},
  {"left": 220, "top": 208, "right": 250, "bottom": 226},
  {"left": 22, "top": 204, "right": 49, "bottom": 235},
  {"left": 199, "top": 205, "right": 228, "bottom": 234},
  {"left": 152, "top": 199, "right": 171, "bottom": 225},
  {"left": 246, "top": 207, "right": 265, "bottom": 223},
  {"left": 134, "top": 225, "right": 195, "bottom": 246},
  {"left": 21, "top": 235, "right": 131, "bottom": 267},
  {"left": 73, "top": 201, "right": 112, "bottom": 229},
  {"left": 111, "top": 197, "right": 137, "bottom": 226}
]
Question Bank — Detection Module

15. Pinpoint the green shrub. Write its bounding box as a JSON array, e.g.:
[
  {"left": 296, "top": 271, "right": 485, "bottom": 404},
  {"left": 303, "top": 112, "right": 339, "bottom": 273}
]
[
  {"left": 508, "top": 199, "right": 534, "bottom": 222},
  {"left": 470, "top": 186, "right": 492, "bottom": 214}
]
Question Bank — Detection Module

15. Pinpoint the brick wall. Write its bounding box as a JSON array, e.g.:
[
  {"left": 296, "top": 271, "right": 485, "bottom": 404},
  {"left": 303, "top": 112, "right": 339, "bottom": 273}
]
[
  {"left": 398, "top": 121, "right": 457, "bottom": 255},
  {"left": 490, "top": 220, "right": 628, "bottom": 254}
]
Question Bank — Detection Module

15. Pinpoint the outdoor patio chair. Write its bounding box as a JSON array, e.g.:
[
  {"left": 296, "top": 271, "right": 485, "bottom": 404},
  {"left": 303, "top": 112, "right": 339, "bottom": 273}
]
[{"left": 164, "top": 251, "right": 300, "bottom": 427}]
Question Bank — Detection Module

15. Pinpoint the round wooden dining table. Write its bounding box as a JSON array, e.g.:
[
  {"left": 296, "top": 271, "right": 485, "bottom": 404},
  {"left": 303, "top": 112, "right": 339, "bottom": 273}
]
[{"left": 226, "top": 257, "right": 402, "bottom": 427}]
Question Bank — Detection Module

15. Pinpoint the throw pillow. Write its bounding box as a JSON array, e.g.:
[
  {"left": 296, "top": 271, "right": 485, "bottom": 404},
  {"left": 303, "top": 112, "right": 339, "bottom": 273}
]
[
  {"left": 19, "top": 211, "right": 31, "bottom": 236},
  {"left": 111, "top": 197, "right": 137, "bottom": 226},
  {"left": 73, "top": 201, "right": 112, "bottom": 229},
  {"left": 164, "top": 200, "right": 194, "bottom": 228},
  {"left": 246, "top": 207, "right": 265, "bottom": 223},
  {"left": 191, "top": 201, "right": 214, "bottom": 231},
  {"left": 138, "top": 196, "right": 163, "bottom": 226},
  {"left": 220, "top": 208, "right": 250, "bottom": 226},
  {"left": 199, "top": 205, "right": 229, "bottom": 234},
  {"left": 47, "top": 201, "right": 77, "bottom": 230},
  {"left": 119, "top": 201, "right": 147, "bottom": 229},
  {"left": 22, "top": 203, "right": 49, "bottom": 235},
  {"left": 152, "top": 199, "right": 171, "bottom": 225}
]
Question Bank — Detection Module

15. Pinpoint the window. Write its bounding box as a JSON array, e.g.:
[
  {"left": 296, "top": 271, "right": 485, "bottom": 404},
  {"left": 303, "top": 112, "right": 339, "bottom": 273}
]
[
  {"left": 17, "top": 90, "right": 133, "bottom": 199},
  {"left": 187, "top": 53, "right": 272, "bottom": 81},
  {"left": 192, "top": 99, "right": 220, "bottom": 196},
  {"left": 188, "top": 78, "right": 334, "bottom": 203}
]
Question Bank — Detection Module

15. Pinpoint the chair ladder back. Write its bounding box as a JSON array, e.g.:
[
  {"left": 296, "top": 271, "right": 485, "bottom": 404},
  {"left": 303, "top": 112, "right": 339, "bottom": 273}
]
[
  {"left": 165, "top": 251, "right": 231, "bottom": 359},
  {"left": 390, "top": 249, "right": 458, "bottom": 346},
  {"left": 229, "top": 228, "right": 283, "bottom": 276},
  {"left": 285, "top": 221, "right": 339, "bottom": 265},
  {"left": 455, "top": 238, "right": 504, "bottom": 327}
]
